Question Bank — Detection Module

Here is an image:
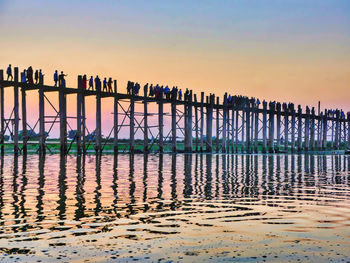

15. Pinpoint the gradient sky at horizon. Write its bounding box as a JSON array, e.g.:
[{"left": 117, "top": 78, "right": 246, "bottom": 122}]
[{"left": 0, "top": 0, "right": 349, "bottom": 137}]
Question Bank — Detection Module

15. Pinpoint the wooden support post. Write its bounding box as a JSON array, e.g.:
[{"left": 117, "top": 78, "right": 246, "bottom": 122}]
[
  {"left": 185, "top": 91, "right": 193, "bottom": 152},
  {"left": 200, "top": 92, "right": 204, "bottom": 152},
  {"left": 95, "top": 78, "right": 102, "bottom": 154},
  {"left": 241, "top": 101, "right": 245, "bottom": 153},
  {"left": 290, "top": 104, "right": 296, "bottom": 153},
  {"left": 82, "top": 85, "right": 86, "bottom": 154},
  {"left": 222, "top": 93, "right": 227, "bottom": 153},
  {"left": 158, "top": 91, "right": 164, "bottom": 153},
  {"left": 171, "top": 93, "right": 177, "bottom": 153},
  {"left": 322, "top": 110, "right": 328, "bottom": 150},
  {"left": 231, "top": 105, "right": 235, "bottom": 153},
  {"left": 283, "top": 104, "right": 289, "bottom": 151},
  {"left": 194, "top": 94, "right": 199, "bottom": 152},
  {"left": 143, "top": 84, "right": 148, "bottom": 153},
  {"left": 235, "top": 108, "right": 239, "bottom": 153},
  {"left": 268, "top": 102, "right": 275, "bottom": 153},
  {"left": 21, "top": 73, "right": 27, "bottom": 154},
  {"left": 254, "top": 103, "right": 259, "bottom": 153},
  {"left": 246, "top": 100, "right": 251, "bottom": 153},
  {"left": 39, "top": 76, "right": 45, "bottom": 154},
  {"left": 76, "top": 76, "right": 82, "bottom": 155},
  {"left": 0, "top": 70, "right": 4, "bottom": 155},
  {"left": 216, "top": 97, "right": 220, "bottom": 152},
  {"left": 347, "top": 112, "right": 350, "bottom": 149},
  {"left": 304, "top": 106, "right": 310, "bottom": 151},
  {"left": 113, "top": 80, "right": 118, "bottom": 153},
  {"left": 310, "top": 107, "right": 315, "bottom": 151},
  {"left": 59, "top": 81, "right": 67, "bottom": 154},
  {"left": 262, "top": 101, "right": 267, "bottom": 153},
  {"left": 297, "top": 105, "right": 302, "bottom": 152},
  {"left": 206, "top": 95, "right": 213, "bottom": 152},
  {"left": 13, "top": 67, "right": 19, "bottom": 154},
  {"left": 335, "top": 110, "right": 340, "bottom": 150},
  {"left": 276, "top": 102, "right": 281, "bottom": 153}
]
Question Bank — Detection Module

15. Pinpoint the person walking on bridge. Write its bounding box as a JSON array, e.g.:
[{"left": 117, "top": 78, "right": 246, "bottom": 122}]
[
  {"left": 54, "top": 70, "right": 58, "bottom": 86},
  {"left": 27, "top": 66, "right": 34, "bottom": 84},
  {"left": 108, "top": 77, "right": 113, "bottom": 92},
  {"left": 103, "top": 78, "right": 108, "bottom": 92},
  {"left": 21, "top": 70, "right": 27, "bottom": 83},
  {"left": 39, "top": 69, "right": 44, "bottom": 83},
  {"left": 6, "top": 64, "right": 13, "bottom": 81},
  {"left": 94, "top": 75, "right": 100, "bottom": 91},
  {"left": 88, "top": 76, "right": 93, "bottom": 90},
  {"left": 82, "top": 75, "right": 87, "bottom": 90},
  {"left": 35, "top": 70, "right": 39, "bottom": 84},
  {"left": 59, "top": 71, "right": 67, "bottom": 87}
]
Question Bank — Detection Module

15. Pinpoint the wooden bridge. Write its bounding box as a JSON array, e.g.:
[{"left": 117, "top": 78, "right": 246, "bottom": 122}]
[{"left": 0, "top": 66, "right": 349, "bottom": 155}]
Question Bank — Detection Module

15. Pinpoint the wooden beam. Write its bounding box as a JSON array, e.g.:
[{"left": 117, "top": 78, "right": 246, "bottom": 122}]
[
  {"left": 297, "top": 105, "right": 302, "bottom": 152},
  {"left": 262, "top": 101, "right": 267, "bottom": 153},
  {"left": 39, "top": 76, "right": 45, "bottom": 154},
  {"left": 268, "top": 102, "right": 275, "bottom": 153},
  {"left": 194, "top": 94, "right": 199, "bottom": 151},
  {"left": 21, "top": 72, "right": 27, "bottom": 155},
  {"left": 171, "top": 93, "right": 177, "bottom": 153},
  {"left": 276, "top": 102, "right": 281, "bottom": 153},
  {"left": 143, "top": 84, "right": 148, "bottom": 153},
  {"left": 310, "top": 107, "right": 315, "bottom": 151},
  {"left": 290, "top": 104, "right": 296, "bottom": 153},
  {"left": 200, "top": 92, "right": 204, "bottom": 152},
  {"left": 283, "top": 104, "right": 289, "bottom": 151},
  {"left": 222, "top": 93, "right": 227, "bottom": 153},
  {"left": 206, "top": 95, "right": 213, "bottom": 152},
  {"left": 158, "top": 92, "right": 164, "bottom": 153},
  {"left": 254, "top": 102, "right": 259, "bottom": 153},
  {"left": 216, "top": 97, "right": 220, "bottom": 152},
  {"left": 76, "top": 75, "right": 82, "bottom": 154},
  {"left": 59, "top": 83, "right": 67, "bottom": 154},
  {"left": 95, "top": 78, "right": 102, "bottom": 154},
  {"left": 304, "top": 106, "right": 310, "bottom": 151},
  {"left": 0, "top": 70, "right": 4, "bottom": 155},
  {"left": 185, "top": 91, "right": 193, "bottom": 152},
  {"left": 13, "top": 67, "right": 19, "bottom": 154}
]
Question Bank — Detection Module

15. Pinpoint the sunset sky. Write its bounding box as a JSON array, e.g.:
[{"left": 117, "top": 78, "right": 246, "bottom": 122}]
[{"left": 0, "top": 0, "right": 349, "bottom": 137}]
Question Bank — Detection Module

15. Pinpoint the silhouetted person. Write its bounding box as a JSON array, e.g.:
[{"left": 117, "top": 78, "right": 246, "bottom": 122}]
[
  {"left": 108, "top": 77, "right": 112, "bottom": 92},
  {"left": 82, "top": 75, "right": 87, "bottom": 90},
  {"left": 89, "top": 76, "right": 93, "bottom": 90},
  {"left": 54, "top": 70, "right": 58, "bottom": 86},
  {"left": 27, "top": 66, "right": 34, "bottom": 84},
  {"left": 21, "top": 70, "right": 27, "bottom": 83},
  {"left": 39, "top": 69, "right": 44, "bottom": 83},
  {"left": 59, "top": 71, "right": 67, "bottom": 87},
  {"left": 127, "top": 81, "right": 131, "bottom": 95},
  {"left": 35, "top": 70, "right": 39, "bottom": 84},
  {"left": 94, "top": 75, "right": 100, "bottom": 91},
  {"left": 6, "top": 64, "right": 13, "bottom": 81},
  {"left": 178, "top": 89, "right": 182, "bottom": 101},
  {"left": 103, "top": 78, "right": 107, "bottom": 92}
]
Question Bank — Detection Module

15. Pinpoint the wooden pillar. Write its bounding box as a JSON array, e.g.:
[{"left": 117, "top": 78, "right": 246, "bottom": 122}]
[
  {"left": 21, "top": 73, "right": 27, "bottom": 154},
  {"left": 113, "top": 80, "right": 118, "bottom": 153},
  {"left": 246, "top": 100, "right": 251, "bottom": 153},
  {"left": 235, "top": 108, "right": 239, "bottom": 153},
  {"left": 143, "top": 84, "right": 148, "bottom": 153},
  {"left": 290, "top": 104, "right": 296, "bottom": 153},
  {"left": 13, "top": 67, "right": 19, "bottom": 154},
  {"left": 82, "top": 85, "right": 86, "bottom": 154},
  {"left": 297, "top": 105, "right": 302, "bottom": 152},
  {"left": 231, "top": 105, "right": 235, "bottom": 153},
  {"left": 283, "top": 104, "right": 289, "bottom": 151},
  {"left": 95, "top": 78, "right": 102, "bottom": 154},
  {"left": 262, "top": 101, "right": 267, "bottom": 153},
  {"left": 335, "top": 110, "right": 340, "bottom": 150},
  {"left": 241, "top": 101, "right": 245, "bottom": 153},
  {"left": 254, "top": 103, "right": 259, "bottom": 153},
  {"left": 347, "top": 112, "right": 350, "bottom": 149},
  {"left": 185, "top": 91, "right": 193, "bottom": 152},
  {"left": 171, "top": 93, "right": 177, "bottom": 152},
  {"left": 0, "top": 70, "right": 4, "bottom": 155},
  {"left": 216, "top": 97, "right": 220, "bottom": 152},
  {"left": 268, "top": 102, "right": 275, "bottom": 153},
  {"left": 310, "top": 107, "right": 315, "bottom": 151},
  {"left": 200, "top": 92, "right": 204, "bottom": 152},
  {"left": 276, "top": 102, "right": 281, "bottom": 153},
  {"left": 39, "top": 76, "right": 45, "bottom": 154},
  {"left": 59, "top": 81, "right": 67, "bottom": 154},
  {"left": 222, "top": 93, "right": 227, "bottom": 153},
  {"left": 322, "top": 110, "right": 328, "bottom": 150},
  {"left": 76, "top": 76, "right": 82, "bottom": 155},
  {"left": 304, "top": 106, "right": 310, "bottom": 152},
  {"left": 206, "top": 95, "right": 213, "bottom": 152},
  {"left": 194, "top": 94, "right": 199, "bottom": 152},
  {"left": 158, "top": 92, "right": 164, "bottom": 153}
]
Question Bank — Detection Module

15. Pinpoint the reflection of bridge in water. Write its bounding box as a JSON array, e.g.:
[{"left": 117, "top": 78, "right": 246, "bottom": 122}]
[
  {"left": 0, "top": 153, "right": 350, "bottom": 233},
  {"left": 1, "top": 66, "right": 350, "bottom": 154}
]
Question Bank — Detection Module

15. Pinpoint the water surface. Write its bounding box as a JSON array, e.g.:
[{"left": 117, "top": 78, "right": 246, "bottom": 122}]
[{"left": 0, "top": 154, "right": 350, "bottom": 262}]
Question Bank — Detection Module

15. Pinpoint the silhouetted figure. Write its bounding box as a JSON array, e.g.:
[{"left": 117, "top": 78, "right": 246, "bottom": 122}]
[
  {"left": 21, "top": 70, "right": 27, "bottom": 83},
  {"left": 108, "top": 77, "right": 113, "bottom": 92},
  {"left": 39, "top": 69, "right": 44, "bottom": 83},
  {"left": 94, "top": 76, "right": 100, "bottom": 91},
  {"left": 54, "top": 70, "right": 58, "bottom": 87},
  {"left": 82, "top": 75, "right": 87, "bottom": 90},
  {"left": 35, "top": 70, "right": 39, "bottom": 84},
  {"left": 127, "top": 81, "right": 132, "bottom": 95},
  {"left": 6, "top": 64, "right": 13, "bottom": 81},
  {"left": 149, "top": 84, "right": 154, "bottom": 97},
  {"left": 27, "top": 66, "right": 34, "bottom": 84},
  {"left": 89, "top": 76, "right": 93, "bottom": 90},
  {"left": 59, "top": 71, "right": 67, "bottom": 87},
  {"left": 103, "top": 78, "right": 107, "bottom": 92},
  {"left": 178, "top": 89, "right": 182, "bottom": 101}
]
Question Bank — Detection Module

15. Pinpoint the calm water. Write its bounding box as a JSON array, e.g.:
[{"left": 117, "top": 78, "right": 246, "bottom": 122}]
[{"left": 0, "top": 153, "right": 350, "bottom": 262}]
